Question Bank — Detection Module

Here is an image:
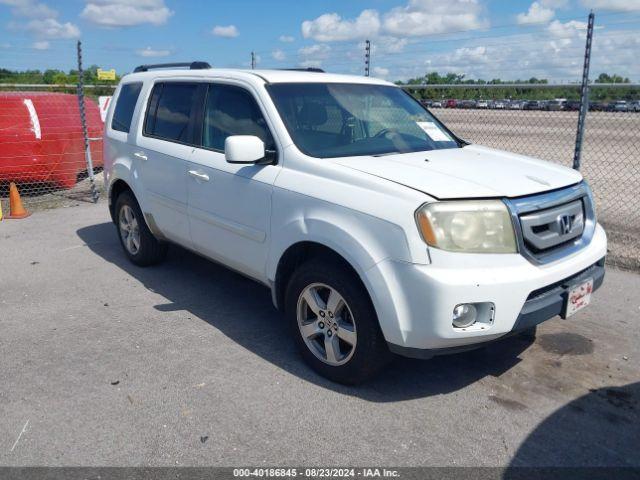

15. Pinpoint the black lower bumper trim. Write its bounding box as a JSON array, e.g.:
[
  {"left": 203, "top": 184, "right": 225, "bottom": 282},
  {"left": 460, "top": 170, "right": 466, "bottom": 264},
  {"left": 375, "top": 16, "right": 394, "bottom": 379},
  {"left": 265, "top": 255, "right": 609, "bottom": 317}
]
[
  {"left": 511, "top": 257, "right": 605, "bottom": 333},
  {"left": 387, "top": 257, "right": 606, "bottom": 360}
]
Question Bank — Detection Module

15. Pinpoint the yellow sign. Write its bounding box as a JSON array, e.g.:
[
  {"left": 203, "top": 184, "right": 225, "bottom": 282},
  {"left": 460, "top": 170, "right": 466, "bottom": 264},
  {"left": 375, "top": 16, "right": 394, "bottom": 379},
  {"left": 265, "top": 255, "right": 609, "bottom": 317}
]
[{"left": 97, "top": 68, "right": 116, "bottom": 81}]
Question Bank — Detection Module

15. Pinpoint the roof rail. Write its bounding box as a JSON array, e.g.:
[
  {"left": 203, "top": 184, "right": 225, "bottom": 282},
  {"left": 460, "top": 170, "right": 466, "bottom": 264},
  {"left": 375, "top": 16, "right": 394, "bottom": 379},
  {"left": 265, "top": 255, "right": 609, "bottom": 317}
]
[
  {"left": 133, "top": 61, "right": 211, "bottom": 73},
  {"left": 280, "top": 67, "right": 325, "bottom": 73}
]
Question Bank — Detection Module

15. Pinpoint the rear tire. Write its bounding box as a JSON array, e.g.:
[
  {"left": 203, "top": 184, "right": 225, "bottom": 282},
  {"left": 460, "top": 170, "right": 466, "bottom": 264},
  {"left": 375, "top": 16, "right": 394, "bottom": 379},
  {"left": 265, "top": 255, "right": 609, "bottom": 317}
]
[
  {"left": 285, "top": 257, "right": 391, "bottom": 384},
  {"left": 115, "top": 191, "right": 167, "bottom": 266}
]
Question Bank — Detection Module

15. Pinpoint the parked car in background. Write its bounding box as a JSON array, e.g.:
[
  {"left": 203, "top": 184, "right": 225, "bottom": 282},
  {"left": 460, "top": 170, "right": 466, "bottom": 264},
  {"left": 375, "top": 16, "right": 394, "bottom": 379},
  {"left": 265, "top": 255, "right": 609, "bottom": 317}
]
[
  {"left": 431, "top": 100, "right": 443, "bottom": 108},
  {"left": 545, "top": 100, "right": 565, "bottom": 111},
  {"left": 630, "top": 100, "right": 640, "bottom": 112},
  {"left": 458, "top": 100, "right": 476, "bottom": 109},
  {"left": 610, "top": 100, "right": 629, "bottom": 112},
  {"left": 524, "top": 100, "right": 541, "bottom": 110},
  {"left": 508, "top": 100, "right": 524, "bottom": 110},
  {"left": 104, "top": 64, "right": 607, "bottom": 383},
  {"left": 589, "top": 102, "right": 608, "bottom": 112},
  {"left": 476, "top": 100, "right": 489, "bottom": 109},
  {"left": 421, "top": 100, "right": 433, "bottom": 108},
  {"left": 565, "top": 100, "right": 581, "bottom": 111},
  {"left": 491, "top": 100, "right": 507, "bottom": 109},
  {"left": 445, "top": 99, "right": 457, "bottom": 108}
]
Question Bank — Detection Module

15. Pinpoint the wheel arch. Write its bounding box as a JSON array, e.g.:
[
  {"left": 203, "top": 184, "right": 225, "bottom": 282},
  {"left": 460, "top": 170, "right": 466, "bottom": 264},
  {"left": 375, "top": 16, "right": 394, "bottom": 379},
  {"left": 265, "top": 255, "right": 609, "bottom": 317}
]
[
  {"left": 273, "top": 241, "right": 371, "bottom": 313},
  {"left": 108, "top": 178, "right": 132, "bottom": 222}
]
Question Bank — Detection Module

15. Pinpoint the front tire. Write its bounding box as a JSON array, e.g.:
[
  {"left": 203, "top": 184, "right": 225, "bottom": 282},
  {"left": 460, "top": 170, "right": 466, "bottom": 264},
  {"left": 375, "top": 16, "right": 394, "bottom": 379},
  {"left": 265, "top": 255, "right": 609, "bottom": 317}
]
[
  {"left": 285, "top": 258, "right": 391, "bottom": 384},
  {"left": 115, "top": 191, "right": 167, "bottom": 266}
]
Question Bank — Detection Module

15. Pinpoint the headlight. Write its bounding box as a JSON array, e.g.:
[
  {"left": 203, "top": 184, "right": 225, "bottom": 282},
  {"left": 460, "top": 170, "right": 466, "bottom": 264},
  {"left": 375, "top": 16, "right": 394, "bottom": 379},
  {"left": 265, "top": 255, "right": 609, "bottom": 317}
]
[{"left": 416, "top": 200, "right": 517, "bottom": 253}]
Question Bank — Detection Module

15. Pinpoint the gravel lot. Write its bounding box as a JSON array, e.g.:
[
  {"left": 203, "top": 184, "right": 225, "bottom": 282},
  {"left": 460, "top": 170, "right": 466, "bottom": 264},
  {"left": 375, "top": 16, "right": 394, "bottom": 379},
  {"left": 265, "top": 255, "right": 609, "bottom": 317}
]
[{"left": 1, "top": 202, "right": 639, "bottom": 467}]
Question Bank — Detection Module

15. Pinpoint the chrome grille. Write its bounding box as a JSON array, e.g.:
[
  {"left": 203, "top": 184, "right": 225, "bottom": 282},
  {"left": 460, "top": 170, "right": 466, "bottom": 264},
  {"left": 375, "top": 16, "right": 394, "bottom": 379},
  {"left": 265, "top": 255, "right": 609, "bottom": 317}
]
[
  {"left": 520, "top": 199, "right": 585, "bottom": 252},
  {"left": 505, "top": 182, "right": 596, "bottom": 265}
]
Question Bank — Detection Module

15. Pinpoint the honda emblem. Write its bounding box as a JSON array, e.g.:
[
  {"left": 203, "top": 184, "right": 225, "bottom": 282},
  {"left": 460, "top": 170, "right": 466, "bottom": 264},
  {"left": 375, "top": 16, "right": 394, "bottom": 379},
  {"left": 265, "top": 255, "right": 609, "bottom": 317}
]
[{"left": 558, "top": 214, "right": 573, "bottom": 235}]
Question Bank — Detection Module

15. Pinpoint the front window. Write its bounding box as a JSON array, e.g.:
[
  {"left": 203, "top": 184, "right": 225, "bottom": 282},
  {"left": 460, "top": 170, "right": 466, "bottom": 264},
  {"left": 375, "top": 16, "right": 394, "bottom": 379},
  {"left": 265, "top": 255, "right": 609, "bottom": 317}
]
[{"left": 267, "top": 83, "right": 460, "bottom": 158}]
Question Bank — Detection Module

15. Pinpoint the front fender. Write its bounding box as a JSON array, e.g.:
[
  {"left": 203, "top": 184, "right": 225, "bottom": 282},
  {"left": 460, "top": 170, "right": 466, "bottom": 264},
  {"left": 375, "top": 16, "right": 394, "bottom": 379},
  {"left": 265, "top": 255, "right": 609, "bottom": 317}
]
[{"left": 267, "top": 189, "right": 412, "bottom": 283}]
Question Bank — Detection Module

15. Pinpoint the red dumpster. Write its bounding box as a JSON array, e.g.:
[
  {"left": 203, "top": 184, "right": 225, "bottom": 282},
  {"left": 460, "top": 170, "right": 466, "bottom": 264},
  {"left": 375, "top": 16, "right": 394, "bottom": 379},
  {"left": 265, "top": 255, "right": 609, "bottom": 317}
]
[{"left": 0, "top": 92, "right": 103, "bottom": 190}]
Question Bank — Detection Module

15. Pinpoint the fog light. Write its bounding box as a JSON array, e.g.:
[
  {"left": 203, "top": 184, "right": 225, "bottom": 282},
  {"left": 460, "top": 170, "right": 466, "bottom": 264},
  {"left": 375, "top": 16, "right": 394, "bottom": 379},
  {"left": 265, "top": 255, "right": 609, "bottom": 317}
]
[{"left": 452, "top": 303, "right": 478, "bottom": 328}]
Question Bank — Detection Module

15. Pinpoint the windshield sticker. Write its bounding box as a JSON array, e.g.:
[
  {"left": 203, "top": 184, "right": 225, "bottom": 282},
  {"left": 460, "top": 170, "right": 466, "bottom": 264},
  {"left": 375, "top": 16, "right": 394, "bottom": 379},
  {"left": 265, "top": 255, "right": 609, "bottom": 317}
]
[{"left": 417, "top": 121, "right": 451, "bottom": 142}]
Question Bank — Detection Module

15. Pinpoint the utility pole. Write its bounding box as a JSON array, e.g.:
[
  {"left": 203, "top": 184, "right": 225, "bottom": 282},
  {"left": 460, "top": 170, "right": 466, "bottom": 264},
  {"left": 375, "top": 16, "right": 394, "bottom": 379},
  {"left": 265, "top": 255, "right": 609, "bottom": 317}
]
[
  {"left": 251, "top": 51, "right": 256, "bottom": 70},
  {"left": 364, "top": 40, "right": 371, "bottom": 77},
  {"left": 573, "top": 11, "right": 594, "bottom": 170}
]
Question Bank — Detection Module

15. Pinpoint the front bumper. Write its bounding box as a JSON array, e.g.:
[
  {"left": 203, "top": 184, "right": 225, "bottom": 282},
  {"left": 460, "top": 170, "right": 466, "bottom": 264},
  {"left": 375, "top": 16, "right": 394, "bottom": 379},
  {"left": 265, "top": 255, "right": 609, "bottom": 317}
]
[
  {"left": 388, "top": 257, "right": 605, "bottom": 359},
  {"left": 364, "top": 223, "right": 607, "bottom": 356}
]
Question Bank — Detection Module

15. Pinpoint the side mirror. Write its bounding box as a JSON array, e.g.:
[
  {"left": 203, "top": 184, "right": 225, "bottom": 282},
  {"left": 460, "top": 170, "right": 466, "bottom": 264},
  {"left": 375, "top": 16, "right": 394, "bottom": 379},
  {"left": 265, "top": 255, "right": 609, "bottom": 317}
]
[{"left": 224, "top": 135, "right": 266, "bottom": 164}]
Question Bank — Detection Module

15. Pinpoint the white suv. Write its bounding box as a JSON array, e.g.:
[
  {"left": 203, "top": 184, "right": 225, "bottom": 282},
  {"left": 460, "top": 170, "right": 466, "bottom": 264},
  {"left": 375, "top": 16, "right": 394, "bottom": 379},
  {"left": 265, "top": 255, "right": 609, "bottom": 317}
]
[{"left": 104, "top": 62, "right": 607, "bottom": 384}]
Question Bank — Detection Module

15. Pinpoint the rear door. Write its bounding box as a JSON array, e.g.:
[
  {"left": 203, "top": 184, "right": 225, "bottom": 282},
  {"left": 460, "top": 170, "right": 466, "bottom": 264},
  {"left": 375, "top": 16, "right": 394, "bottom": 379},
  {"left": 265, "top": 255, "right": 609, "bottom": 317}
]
[
  {"left": 187, "top": 82, "right": 281, "bottom": 281},
  {"left": 135, "top": 81, "right": 205, "bottom": 246}
]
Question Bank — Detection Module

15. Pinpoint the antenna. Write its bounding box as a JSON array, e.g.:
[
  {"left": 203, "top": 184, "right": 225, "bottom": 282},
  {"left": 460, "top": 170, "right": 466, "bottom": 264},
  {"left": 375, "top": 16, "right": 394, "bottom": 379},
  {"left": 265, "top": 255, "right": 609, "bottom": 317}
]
[{"left": 251, "top": 51, "right": 256, "bottom": 70}]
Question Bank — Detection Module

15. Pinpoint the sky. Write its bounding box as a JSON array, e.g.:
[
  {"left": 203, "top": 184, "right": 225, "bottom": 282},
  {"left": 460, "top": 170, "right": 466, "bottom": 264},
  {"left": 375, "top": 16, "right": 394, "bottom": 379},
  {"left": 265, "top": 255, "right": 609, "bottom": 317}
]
[{"left": 1, "top": 0, "right": 639, "bottom": 82}]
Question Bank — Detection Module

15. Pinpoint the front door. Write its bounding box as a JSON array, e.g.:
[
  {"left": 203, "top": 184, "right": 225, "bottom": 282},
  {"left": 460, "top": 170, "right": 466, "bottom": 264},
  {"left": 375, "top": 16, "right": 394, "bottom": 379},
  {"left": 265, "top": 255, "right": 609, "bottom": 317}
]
[{"left": 187, "top": 82, "right": 280, "bottom": 281}]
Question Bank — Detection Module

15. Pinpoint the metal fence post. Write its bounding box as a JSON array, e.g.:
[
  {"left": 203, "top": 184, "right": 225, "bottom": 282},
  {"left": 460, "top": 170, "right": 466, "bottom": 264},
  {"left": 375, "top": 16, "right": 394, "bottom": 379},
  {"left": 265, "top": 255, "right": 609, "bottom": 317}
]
[
  {"left": 573, "top": 11, "right": 594, "bottom": 170},
  {"left": 76, "top": 40, "right": 99, "bottom": 203},
  {"left": 364, "top": 40, "right": 371, "bottom": 77}
]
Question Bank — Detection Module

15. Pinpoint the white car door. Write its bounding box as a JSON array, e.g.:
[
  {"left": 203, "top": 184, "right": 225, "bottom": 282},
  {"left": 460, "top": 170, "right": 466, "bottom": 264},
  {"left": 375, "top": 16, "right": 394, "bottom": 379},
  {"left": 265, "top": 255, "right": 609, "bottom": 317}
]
[
  {"left": 135, "top": 81, "right": 204, "bottom": 247},
  {"left": 187, "top": 82, "right": 280, "bottom": 281}
]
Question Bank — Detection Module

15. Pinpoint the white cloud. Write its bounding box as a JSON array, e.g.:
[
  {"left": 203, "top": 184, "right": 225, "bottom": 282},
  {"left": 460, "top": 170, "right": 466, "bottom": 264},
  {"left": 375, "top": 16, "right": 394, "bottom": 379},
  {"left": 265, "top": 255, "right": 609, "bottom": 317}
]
[
  {"left": 0, "top": 0, "right": 57, "bottom": 19},
  {"left": 383, "top": 23, "right": 639, "bottom": 83},
  {"left": 297, "top": 44, "right": 331, "bottom": 68},
  {"left": 382, "top": 0, "right": 485, "bottom": 37},
  {"left": 547, "top": 19, "right": 588, "bottom": 38},
  {"left": 517, "top": 2, "right": 555, "bottom": 24},
  {"left": 136, "top": 46, "right": 171, "bottom": 57},
  {"left": 540, "top": 0, "right": 569, "bottom": 7},
  {"left": 302, "top": 9, "right": 380, "bottom": 42},
  {"left": 279, "top": 35, "right": 294, "bottom": 42},
  {"left": 272, "top": 49, "right": 286, "bottom": 61},
  {"left": 212, "top": 24, "right": 239, "bottom": 38},
  {"left": 31, "top": 40, "right": 49, "bottom": 49},
  {"left": 582, "top": 0, "right": 640, "bottom": 11},
  {"left": 373, "top": 66, "right": 389, "bottom": 77},
  {"left": 299, "top": 59, "right": 323, "bottom": 68},
  {"left": 81, "top": 0, "right": 173, "bottom": 27},
  {"left": 379, "top": 36, "right": 408, "bottom": 53},
  {"left": 298, "top": 43, "right": 331, "bottom": 58},
  {"left": 301, "top": 1, "right": 486, "bottom": 42},
  {"left": 26, "top": 18, "right": 80, "bottom": 38},
  {"left": 1, "top": 0, "right": 80, "bottom": 40}
]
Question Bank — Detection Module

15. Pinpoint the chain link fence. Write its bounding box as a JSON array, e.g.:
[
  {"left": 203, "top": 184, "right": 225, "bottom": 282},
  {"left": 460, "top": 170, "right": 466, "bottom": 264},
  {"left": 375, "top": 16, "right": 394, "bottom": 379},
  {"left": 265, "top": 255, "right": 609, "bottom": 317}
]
[
  {"left": 409, "top": 84, "right": 640, "bottom": 270},
  {"left": 581, "top": 108, "right": 639, "bottom": 270},
  {"left": 0, "top": 81, "right": 114, "bottom": 211}
]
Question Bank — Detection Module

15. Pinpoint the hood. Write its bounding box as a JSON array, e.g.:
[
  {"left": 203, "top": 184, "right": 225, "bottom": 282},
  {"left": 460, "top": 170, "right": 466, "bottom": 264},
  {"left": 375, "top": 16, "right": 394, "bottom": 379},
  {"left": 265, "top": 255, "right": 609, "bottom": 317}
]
[{"left": 330, "top": 144, "right": 582, "bottom": 199}]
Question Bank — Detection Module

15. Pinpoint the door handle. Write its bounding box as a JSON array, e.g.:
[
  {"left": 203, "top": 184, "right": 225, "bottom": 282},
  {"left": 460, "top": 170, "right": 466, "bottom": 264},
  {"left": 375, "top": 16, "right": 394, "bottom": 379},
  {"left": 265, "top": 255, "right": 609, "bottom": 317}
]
[
  {"left": 188, "top": 170, "right": 210, "bottom": 182},
  {"left": 134, "top": 151, "right": 147, "bottom": 161}
]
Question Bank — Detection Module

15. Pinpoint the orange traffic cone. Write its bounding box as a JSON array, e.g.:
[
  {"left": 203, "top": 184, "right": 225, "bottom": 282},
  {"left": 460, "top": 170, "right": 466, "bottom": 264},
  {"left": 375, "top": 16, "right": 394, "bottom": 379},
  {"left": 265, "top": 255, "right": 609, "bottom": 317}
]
[{"left": 7, "top": 182, "right": 30, "bottom": 219}]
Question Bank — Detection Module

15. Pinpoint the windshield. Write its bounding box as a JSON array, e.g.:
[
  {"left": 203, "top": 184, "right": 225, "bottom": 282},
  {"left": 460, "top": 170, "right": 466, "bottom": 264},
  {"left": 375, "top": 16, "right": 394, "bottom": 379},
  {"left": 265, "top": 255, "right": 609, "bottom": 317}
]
[{"left": 267, "top": 83, "right": 460, "bottom": 158}]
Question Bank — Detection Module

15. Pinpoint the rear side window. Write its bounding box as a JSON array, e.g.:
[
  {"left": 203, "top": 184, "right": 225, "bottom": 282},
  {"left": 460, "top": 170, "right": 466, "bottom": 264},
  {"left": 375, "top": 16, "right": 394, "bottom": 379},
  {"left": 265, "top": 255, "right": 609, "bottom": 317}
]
[
  {"left": 112, "top": 82, "right": 142, "bottom": 133},
  {"left": 144, "top": 82, "right": 199, "bottom": 144}
]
